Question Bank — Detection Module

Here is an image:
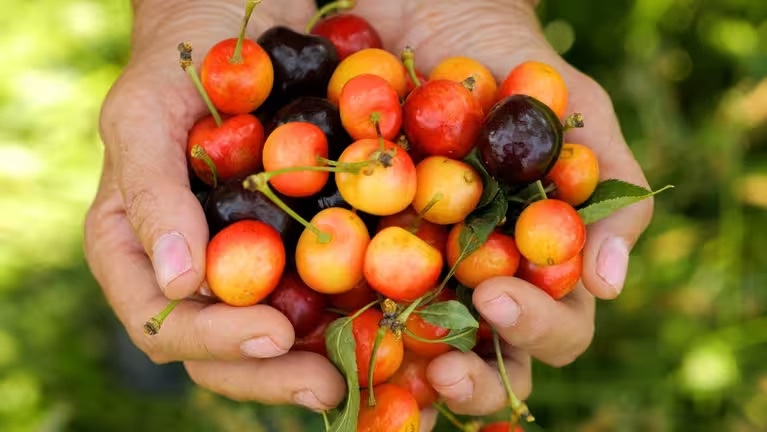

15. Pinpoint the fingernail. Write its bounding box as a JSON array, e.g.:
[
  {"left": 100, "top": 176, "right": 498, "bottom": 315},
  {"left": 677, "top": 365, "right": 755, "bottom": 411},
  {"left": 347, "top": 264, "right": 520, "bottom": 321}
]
[
  {"left": 481, "top": 294, "right": 521, "bottom": 328},
  {"left": 597, "top": 236, "right": 629, "bottom": 295},
  {"left": 153, "top": 232, "right": 192, "bottom": 290},
  {"left": 433, "top": 375, "right": 474, "bottom": 402},
  {"left": 241, "top": 336, "right": 287, "bottom": 358},
  {"left": 293, "top": 390, "right": 327, "bottom": 411}
]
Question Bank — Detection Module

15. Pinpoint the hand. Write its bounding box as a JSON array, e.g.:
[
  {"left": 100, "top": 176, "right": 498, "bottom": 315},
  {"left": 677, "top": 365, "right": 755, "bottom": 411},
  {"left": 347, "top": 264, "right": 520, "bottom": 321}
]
[
  {"left": 349, "top": 0, "right": 654, "bottom": 429},
  {"left": 84, "top": 0, "right": 346, "bottom": 412}
]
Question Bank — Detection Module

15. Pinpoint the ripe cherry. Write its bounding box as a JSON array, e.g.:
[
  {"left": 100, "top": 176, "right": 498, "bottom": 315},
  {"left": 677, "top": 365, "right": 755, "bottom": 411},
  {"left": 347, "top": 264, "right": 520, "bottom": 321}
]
[
  {"left": 387, "top": 350, "right": 438, "bottom": 408},
  {"left": 480, "top": 421, "right": 525, "bottom": 432},
  {"left": 295, "top": 207, "right": 370, "bottom": 294},
  {"left": 352, "top": 309, "right": 404, "bottom": 388},
  {"left": 402, "top": 309, "right": 452, "bottom": 359},
  {"left": 292, "top": 311, "right": 340, "bottom": 357},
  {"left": 447, "top": 226, "right": 521, "bottom": 289},
  {"left": 499, "top": 60, "right": 569, "bottom": 119},
  {"left": 364, "top": 226, "right": 443, "bottom": 302},
  {"left": 261, "top": 122, "right": 329, "bottom": 197},
  {"left": 339, "top": 74, "right": 402, "bottom": 141},
  {"left": 309, "top": 12, "right": 383, "bottom": 60},
  {"left": 429, "top": 55, "right": 498, "bottom": 115},
  {"left": 206, "top": 220, "right": 285, "bottom": 306},
  {"left": 327, "top": 48, "right": 408, "bottom": 104},
  {"left": 328, "top": 278, "right": 379, "bottom": 313},
  {"left": 545, "top": 143, "right": 600, "bottom": 206},
  {"left": 402, "top": 78, "right": 483, "bottom": 159},
  {"left": 517, "top": 252, "right": 583, "bottom": 300},
  {"left": 411, "top": 156, "right": 484, "bottom": 225},
  {"left": 335, "top": 138, "right": 417, "bottom": 216},
  {"left": 376, "top": 206, "right": 449, "bottom": 259},
  {"left": 267, "top": 271, "right": 328, "bottom": 338},
  {"left": 514, "top": 199, "right": 586, "bottom": 266},
  {"left": 358, "top": 384, "right": 420, "bottom": 432},
  {"left": 200, "top": 0, "right": 274, "bottom": 114}
]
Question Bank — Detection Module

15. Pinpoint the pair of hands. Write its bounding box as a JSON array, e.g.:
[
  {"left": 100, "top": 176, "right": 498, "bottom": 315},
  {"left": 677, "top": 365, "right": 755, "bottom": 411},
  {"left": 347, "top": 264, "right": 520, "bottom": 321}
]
[{"left": 84, "top": 0, "right": 654, "bottom": 429}]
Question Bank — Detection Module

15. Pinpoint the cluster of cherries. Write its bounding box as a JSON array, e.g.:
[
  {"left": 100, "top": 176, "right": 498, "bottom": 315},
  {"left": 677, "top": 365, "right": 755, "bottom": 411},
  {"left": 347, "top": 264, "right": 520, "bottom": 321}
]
[{"left": 146, "top": 1, "right": 608, "bottom": 431}]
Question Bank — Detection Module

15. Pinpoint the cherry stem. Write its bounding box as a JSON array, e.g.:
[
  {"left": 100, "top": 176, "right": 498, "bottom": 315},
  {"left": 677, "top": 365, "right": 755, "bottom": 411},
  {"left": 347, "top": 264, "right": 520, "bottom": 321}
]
[
  {"left": 535, "top": 180, "right": 547, "bottom": 200},
  {"left": 408, "top": 192, "right": 443, "bottom": 233},
  {"left": 563, "top": 112, "right": 584, "bottom": 131},
  {"left": 422, "top": 234, "right": 473, "bottom": 304},
  {"left": 493, "top": 329, "right": 534, "bottom": 424},
  {"left": 349, "top": 299, "right": 381, "bottom": 320},
  {"left": 369, "top": 111, "right": 385, "bottom": 153},
  {"left": 305, "top": 0, "right": 356, "bottom": 33},
  {"left": 403, "top": 327, "right": 472, "bottom": 345},
  {"left": 396, "top": 134, "right": 410, "bottom": 151},
  {"left": 401, "top": 46, "right": 421, "bottom": 87},
  {"left": 190, "top": 145, "right": 219, "bottom": 188},
  {"left": 321, "top": 410, "right": 331, "bottom": 431},
  {"left": 143, "top": 299, "right": 180, "bottom": 336},
  {"left": 367, "top": 326, "right": 386, "bottom": 406},
  {"left": 178, "top": 42, "right": 223, "bottom": 127},
  {"left": 433, "top": 402, "right": 471, "bottom": 432},
  {"left": 461, "top": 75, "right": 477, "bottom": 93},
  {"left": 231, "top": 0, "right": 262, "bottom": 64},
  {"left": 242, "top": 174, "right": 332, "bottom": 243}
]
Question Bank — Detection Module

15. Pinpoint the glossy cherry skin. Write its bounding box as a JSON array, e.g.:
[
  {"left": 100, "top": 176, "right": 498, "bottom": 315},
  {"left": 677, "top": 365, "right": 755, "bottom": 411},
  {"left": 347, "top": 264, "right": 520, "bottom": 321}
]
[
  {"left": 480, "top": 422, "right": 525, "bottom": 432},
  {"left": 352, "top": 308, "right": 404, "bottom": 388},
  {"left": 499, "top": 60, "right": 569, "bottom": 119},
  {"left": 376, "top": 206, "right": 449, "bottom": 260},
  {"left": 387, "top": 350, "right": 439, "bottom": 409},
  {"left": 339, "top": 73, "right": 402, "bottom": 141},
  {"left": 269, "top": 96, "right": 352, "bottom": 161},
  {"left": 358, "top": 384, "right": 420, "bottom": 432},
  {"left": 328, "top": 279, "right": 379, "bottom": 313},
  {"left": 187, "top": 114, "right": 265, "bottom": 186},
  {"left": 267, "top": 271, "right": 329, "bottom": 338},
  {"left": 402, "top": 79, "right": 483, "bottom": 159},
  {"left": 292, "top": 311, "right": 340, "bottom": 357},
  {"left": 262, "top": 122, "right": 330, "bottom": 197},
  {"left": 310, "top": 13, "right": 383, "bottom": 60},
  {"left": 517, "top": 252, "right": 583, "bottom": 300},
  {"left": 514, "top": 199, "right": 586, "bottom": 266}
]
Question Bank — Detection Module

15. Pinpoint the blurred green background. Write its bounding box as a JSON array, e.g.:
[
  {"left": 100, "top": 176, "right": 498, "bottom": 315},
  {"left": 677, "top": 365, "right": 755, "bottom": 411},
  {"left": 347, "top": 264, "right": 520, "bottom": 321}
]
[{"left": 1, "top": 0, "right": 766, "bottom": 431}]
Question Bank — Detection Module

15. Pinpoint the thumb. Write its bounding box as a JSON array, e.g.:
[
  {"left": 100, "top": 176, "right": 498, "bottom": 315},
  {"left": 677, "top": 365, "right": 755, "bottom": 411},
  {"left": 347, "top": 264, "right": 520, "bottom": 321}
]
[{"left": 100, "top": 76, "right": 209, "bottom": 300}]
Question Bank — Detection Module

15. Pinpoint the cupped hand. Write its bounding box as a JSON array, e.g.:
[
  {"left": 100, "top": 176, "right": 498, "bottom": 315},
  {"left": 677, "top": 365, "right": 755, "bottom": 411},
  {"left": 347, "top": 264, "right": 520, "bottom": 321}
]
[
  {"left": 350, "top": 0, "right": 654, "bottom": 428},
  {"left": 84, "top": 0, "right": 346, "bottom": 412}
]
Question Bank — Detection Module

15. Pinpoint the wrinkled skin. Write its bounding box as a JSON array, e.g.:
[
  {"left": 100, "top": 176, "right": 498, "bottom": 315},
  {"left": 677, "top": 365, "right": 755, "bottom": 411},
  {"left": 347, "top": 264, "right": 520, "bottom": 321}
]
[{"left": 85, "top": 0, "right": 653, "bottom": 429}]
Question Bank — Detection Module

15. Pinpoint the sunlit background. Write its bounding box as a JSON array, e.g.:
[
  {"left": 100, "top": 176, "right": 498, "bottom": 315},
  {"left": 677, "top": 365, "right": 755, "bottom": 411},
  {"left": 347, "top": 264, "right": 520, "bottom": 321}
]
[{"left": 1, "top": 0, "right": 766, "bottom": 430}]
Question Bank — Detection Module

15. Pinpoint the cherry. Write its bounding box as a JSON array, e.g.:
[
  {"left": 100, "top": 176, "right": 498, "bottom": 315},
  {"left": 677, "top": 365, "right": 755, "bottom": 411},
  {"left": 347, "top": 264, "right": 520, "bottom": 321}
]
[
  {"left": 262, "top": 122, "right": 330, "bottom": 197},
  {"left": 402, "top": 309, "right": 452, "bottom": 359},
  {"left": 405, "top": 69, "right": 428, "bottom": 95},
  {"left": 545, "top": 143, "right": 600, "bottom": 207},
  {"left": 266, "top": 271, "right": 328, "bottom": 338},
  {"left": 358, "top": 384, "right": 420, "bottom": 432},
  {"left": 387, "top": 350, "right": 439, "bottom": 409},
  {"left": 327, "top": 48, "right": 408, "bottom": 104},
  {"left": 200, "top": 0, "right": 274, "bottom": 114},
  {"left": 269, "top": 96, "right": 352, "bottom": 161},
  {"left": 352, "top": 308, "right": 404, "bottom": 388},
  {"left": 376, "top": 206, "right": 449, "bottom": 259},
  {"left": 328, "top": 278, "right": 379, "bottom": 313},
  {"left": 429, "top": 55, "right": 499, "bottom": 115},
  {"left": 339, "top": 74, "right": 402, "bottom": 141},
  {"left": 292, "top": 311, "right": 341, "bottom": 357},
  {"left": 364, "top": 226, "right": 443, "bottom": 302},
  {"left": 514, "top": 199, "right": 586, "bottom": 266},
  {"left": 447, "top": 226, "right": 521, "bottom": 289},
  {"left": 411, "top": 156, "right": 484, "bottom": 225},
  {"left": 517, "top": 252, "right": 583, "bottom": 300},
  {"left": 206, "top": 220, "right": 285, "bottom": 306},
  {"left": 498, "top": 60, "right": 569, "bottom": 119},
  {"left": 480, "top": 422, "right": 525, "bottom": 432},
  {"left": 309, "top": 8, "right": 383, "bottom": 60}
]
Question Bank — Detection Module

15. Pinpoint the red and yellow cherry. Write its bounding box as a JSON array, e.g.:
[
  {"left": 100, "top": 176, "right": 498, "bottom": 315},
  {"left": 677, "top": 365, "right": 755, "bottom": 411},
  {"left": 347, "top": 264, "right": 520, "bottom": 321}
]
[
  {"left": 515, "top": 199, "right": 586, "bottom": 266},
  {"left": 206, "top": 220, "right": 285, "bottom": 306},
  {"left": 402, "top": 79, "right": 483, "bottom": 159},
  {"left": 358, "top": 384, "right": 420, "bottom": 432},
  {"left": 387, "top": 350, "right": 439, "bottom": 408},
  {"left": 402, "top": 309, "right": 452, "bottom": 358},
  {"left": 517, "top": 252, "right": 583, "bottom": 300},
  {"left": 364, "top": 226, "right": 443, "bottom": 302},
  {"left": 327, "top": 48, "right": 408, "bottom": 104},
  {"left": 447, "top": 226, "right": 521, "bottom": 289},
  {"left": 352, "top": 309, "right": 404, "bottom": 388},
  {"left": 480, "top": 422, "right": 525, "bottom": 432},
  {"left": 411, "top": 156, "right": 484, "bottom": 225},
  {"left": 295, "top": 207, "right": 370, "bottom": 294},
  {"left": 335, "top": 138, "right": 417, "bottom": 216},
  {"left": 309, "top": 14, "right": 383, "bottom": 61},
  {"left": 187, "top": 114, "right": 265, "bottom": 186},
  {"left": 545, "top": 143, "right": 600, "bottom": 206},
  {"left": 267, "top": 271, "right": 328, "bottom": 338},
  {"left": 376, "top": 206, "right": 448, "bottom": 259},
  {"left": 200, "top": 0, "right": 274, "bottom": 114},
  {"left": 498, "top": 60, "right": 569, "bottom": 119},
  {"left": 339, "top": 74, "right": 402, "bottom": 141},
  {"left": 292, "top": 311, "right": 341, "bottom": 357},
  {"left": 262, "top": 122, "right": 329, "bottom": 197},
  {"left": 328, "top": 278, "right": 379, "bottom": 313},
  {"left": 429, "top": 56, "right": 498, "bottom": 115}
]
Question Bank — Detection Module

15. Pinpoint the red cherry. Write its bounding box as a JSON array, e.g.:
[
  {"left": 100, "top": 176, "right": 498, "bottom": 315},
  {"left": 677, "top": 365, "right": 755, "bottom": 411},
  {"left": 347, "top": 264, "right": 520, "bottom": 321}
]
[
  {"left": 267, "top": 271, "right": 329, "bottom": 338},
  {"left": 292, "top": 311, "right": 341, "bottom": 357},
  {"left": 517, "top": 252, "right": 583, "bottom": 300},
  {"left": 310, "top": 13, "right": 384, "bottom": 61}
]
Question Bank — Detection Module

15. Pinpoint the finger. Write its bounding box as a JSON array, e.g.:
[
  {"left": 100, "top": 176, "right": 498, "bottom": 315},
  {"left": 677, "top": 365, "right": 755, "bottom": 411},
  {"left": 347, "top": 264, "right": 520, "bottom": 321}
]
[
  {"left": 184, "top": 351, "right": 346, "bottom": 412},
  {"left": 419, "top": 407, "right": 438, "bottom": 432},
  {"left": 100, "top": 77, "right": 208, "bottom": 300},
  {"left": 426, "top": 349, "right": 532, "bottom": 416},
  {"left": 472, "top": 276, "right": 595, "bottom": 367}
]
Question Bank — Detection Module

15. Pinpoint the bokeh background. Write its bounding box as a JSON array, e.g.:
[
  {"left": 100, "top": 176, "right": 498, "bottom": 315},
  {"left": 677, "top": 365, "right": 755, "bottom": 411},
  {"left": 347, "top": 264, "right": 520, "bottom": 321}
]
[{"left": 1, "top": 0, "right": 766, "bottom": 430}]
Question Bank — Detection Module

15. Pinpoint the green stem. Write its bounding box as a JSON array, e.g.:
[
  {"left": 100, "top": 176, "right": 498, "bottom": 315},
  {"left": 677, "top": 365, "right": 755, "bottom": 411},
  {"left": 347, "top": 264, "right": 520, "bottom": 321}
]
[
  {"left": 178, "top": 42, "right": 223, "bottom": 127},
  {"left": 409, "top": 192, "right": 443, "bottom": 233},
  {"left": 305, "top": 0, "right": 356, "bottom": 33},
  {"left": 433, "top": 402, "right": 469, "bottom": 431},
  {"left": 143, "top": 299, "right": 181, "bottom": 336},
  {"left": 493, "top": 329, "right": 534, "bottom": 424},
  {"left": 190, "top": 145, "right": 219, "bottom": 187},
  {"left": 535, "top": 180, "right": 547, "bottom": 200},
  {"left": 325, "top": 307, "right": 350, "bottom": 315},
  {"left": 242, "top": 174, "right": 332, "bottom": 243},
  {"left": 367, "top": 326, "right": 386, "bottom": 406},
  {"left": 230, "top": 0, "right": 262, "bottom": 64},
  {"left": 422, "top": 234, "right": 473, "bottom": 304},
  {"left": 321, "top": 411, "right": 331, "bottom": 431},
  {"left": 370, "top": 112, "right": 385, "bottom": 152},
  {"left": 349, "top": 299, "right": 381, "bottom": 320},
  {"left": 403, "top": 328, "right": 473, "bottom": 345},
  {"left": 260, "top": 164, "right": 364, "bottom": 182},
  {"left": 401, "top": 46, "right": 421, "bottom": 88}
]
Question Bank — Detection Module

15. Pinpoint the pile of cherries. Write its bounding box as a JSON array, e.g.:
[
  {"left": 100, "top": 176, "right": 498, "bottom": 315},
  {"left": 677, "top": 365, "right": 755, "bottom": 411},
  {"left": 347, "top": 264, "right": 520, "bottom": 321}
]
[{"left": 142, "top": 1, "right": 657, "bottom": 431}]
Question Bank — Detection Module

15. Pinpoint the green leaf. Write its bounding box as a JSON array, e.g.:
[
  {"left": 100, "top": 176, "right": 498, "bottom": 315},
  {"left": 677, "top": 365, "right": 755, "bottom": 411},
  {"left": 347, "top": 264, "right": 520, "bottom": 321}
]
[
  {"left": 458, "top": 190, "right": 508, "bottom": 257},
  {"left": 577, "top": 179, "right": 674, "bottom": 225},
  {"left": 442, "top": 328, "right": 478, "bottom": 352},
  {"left": 324, "top": 317, "right": 360, "bottom": 432},
  {"left": 463, "top": 148, "right": 500, "bottom": 208},
  {"left": 416, "top": 300, "right": 479, "bottom": 330},
  {"left": 455, "top": 284, "right": 480, "bottom": 319}
]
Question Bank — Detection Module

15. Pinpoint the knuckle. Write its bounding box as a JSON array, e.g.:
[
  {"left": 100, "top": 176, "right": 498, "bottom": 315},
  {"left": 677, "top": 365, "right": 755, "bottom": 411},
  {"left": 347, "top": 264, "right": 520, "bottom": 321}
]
[
  {"left": 123, "top": 185, "right": 157, "bottom": 245},
  {"left": 515, "top": 315, "right": 551, "bottom": 349}
]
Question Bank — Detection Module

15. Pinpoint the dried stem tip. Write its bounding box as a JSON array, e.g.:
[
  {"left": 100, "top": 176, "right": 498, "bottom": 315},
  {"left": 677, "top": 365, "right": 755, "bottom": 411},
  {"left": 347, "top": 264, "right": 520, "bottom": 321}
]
[
  {"left": 401, "top": 46, "right": 415, "bottom": 63},
  {"left": 178, "top": 41, "right": 193, "bottom": 70}
]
